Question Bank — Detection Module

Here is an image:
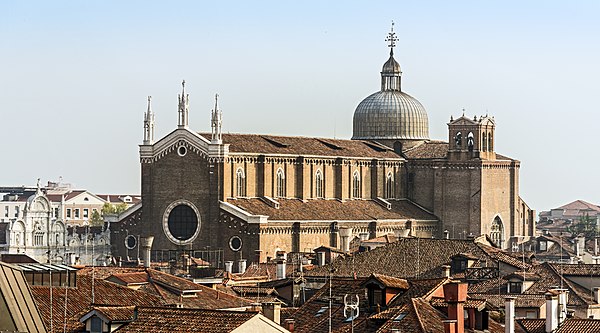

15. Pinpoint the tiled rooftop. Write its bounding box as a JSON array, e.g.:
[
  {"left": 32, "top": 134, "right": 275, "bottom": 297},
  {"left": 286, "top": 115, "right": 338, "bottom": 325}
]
[
  {"left": 200, "top": 133, "right": 402, "bottom": 159},
  {"left": 228, "top": 198, "right": 438, "bottom": 221}
]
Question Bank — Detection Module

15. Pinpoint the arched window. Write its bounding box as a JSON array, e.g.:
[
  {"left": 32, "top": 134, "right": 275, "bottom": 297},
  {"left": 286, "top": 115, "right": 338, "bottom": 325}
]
[
  {"left": 482, "top": 132, "right": 487, "bottom": 151},
  {"left": 385, "top": 172, "right": 394, "bottom": 199},
  {"left": 490, "top": 216, "right": 504, "bottom": 248},
  {"left": 352, "top": 170, "right": 361, "bottom": 199},
  {"left": 276, "top": 168, "right": 285, "bottom": 198},
  {"left": 488, "top": 132, "right": 493, "bottom": 152},
  {"left": 454, "top": 132, "right": 462, "bottom": 148},
  {"left": 315, "top": 169, "right": 324, "bottom": 198},
  {"left": 236, "top": 168, "right": 246, "bottom": 197},
  {"left": 467, "top": 132, "right": 474, "bottom": 152}
]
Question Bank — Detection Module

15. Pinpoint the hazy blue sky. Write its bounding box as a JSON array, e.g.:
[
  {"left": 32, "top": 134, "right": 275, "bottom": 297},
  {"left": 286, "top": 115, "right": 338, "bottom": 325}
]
[{"left": 1, "top": 1, "right": 599, "bottom": 213}]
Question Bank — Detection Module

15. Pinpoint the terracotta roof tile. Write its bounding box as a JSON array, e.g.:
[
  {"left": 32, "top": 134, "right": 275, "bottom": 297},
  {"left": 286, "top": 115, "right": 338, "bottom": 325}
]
[
  {"left": 115, "top": 307, "right": 262, "bottom": 333},
  {"left": 31, "top": 275, "right": 164, "bottom": 332},
  {"left": 307, "top": 238, "right": 493, "bottom": 279},
  {"left": 199, "top": 133, "right": 402, "bottom": 159},
  {"left": 403, "top": 141, "right": 449, "bottom": 159},
  {"left": 228, "top": 198, "right": 437, "bottom": 221},
  {"left": 92, "top": 305, "right": 136, "bottom": 321}
]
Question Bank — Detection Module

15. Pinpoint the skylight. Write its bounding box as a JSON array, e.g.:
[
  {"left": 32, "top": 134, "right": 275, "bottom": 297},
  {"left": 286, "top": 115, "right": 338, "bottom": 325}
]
[{"left": 315, "top": 306, "right": 328, "bottom": 317}]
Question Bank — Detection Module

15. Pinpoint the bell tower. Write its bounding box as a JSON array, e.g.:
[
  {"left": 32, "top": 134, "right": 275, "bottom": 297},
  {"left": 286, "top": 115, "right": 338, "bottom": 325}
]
[{"left": 447, "top": 111, "right": 496, "bottom": 161}]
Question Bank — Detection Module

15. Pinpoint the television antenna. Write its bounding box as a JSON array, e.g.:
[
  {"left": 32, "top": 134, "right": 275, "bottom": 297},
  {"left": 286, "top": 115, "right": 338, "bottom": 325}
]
[{"left": 344, "top": 294, "right": 360, "bottom": 333}]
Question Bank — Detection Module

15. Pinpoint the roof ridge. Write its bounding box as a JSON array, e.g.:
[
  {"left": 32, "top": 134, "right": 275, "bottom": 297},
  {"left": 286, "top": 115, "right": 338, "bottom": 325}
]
[{"left": 411, "top": 298, "right": 428, "bottom": 333}]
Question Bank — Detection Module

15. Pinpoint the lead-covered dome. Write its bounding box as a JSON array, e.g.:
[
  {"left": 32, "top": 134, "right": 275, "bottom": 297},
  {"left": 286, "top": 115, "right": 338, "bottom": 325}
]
[
  {"left": 353, "top": 90, "right": 429, "bottom": 140},
  {"left": 352, "top": 28, "right": 429, "bottom": 141}
]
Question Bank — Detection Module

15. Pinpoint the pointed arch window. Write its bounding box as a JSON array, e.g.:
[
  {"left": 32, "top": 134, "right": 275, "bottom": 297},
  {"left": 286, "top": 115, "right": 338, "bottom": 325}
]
[
  {"left": 236, "top": 168, "right": 246, "bottom": 197},
  {"left": 488, "top": 132, "right": 493, "bottom": 152},
  {"left": 315, "top": 169, "right": 324, "bottom": 198},
  {"left": 276, "top": 168, "right": 286, "bottom": 198},
  {"left": 352, "top": 170, "right": 361, "bottom": 199},
  {"left": 385, "top": 172, "right": 394, "bottom": 199},
  {"left": 490, "top": 216, "right": 504, "bottom": 248}
]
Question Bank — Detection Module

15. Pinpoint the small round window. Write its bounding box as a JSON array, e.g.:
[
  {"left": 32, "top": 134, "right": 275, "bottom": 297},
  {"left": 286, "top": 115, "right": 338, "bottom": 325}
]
[
  {"left": 162, "top": 201, "right": 201, "bottom": 245},
  {"left": 177, "top": 145, "right": 187, "bottom": 156},
  {"left": 125, "top": 235, "right": 137, "bottom": 249},
  {"left": 229, "top": 236, "right": 242, "bottom": 252}
]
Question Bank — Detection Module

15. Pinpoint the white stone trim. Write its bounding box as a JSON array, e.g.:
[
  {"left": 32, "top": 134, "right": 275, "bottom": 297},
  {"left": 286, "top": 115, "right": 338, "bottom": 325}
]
[{"left": 162, "top": 199, "right": 201, "bottom": 245}]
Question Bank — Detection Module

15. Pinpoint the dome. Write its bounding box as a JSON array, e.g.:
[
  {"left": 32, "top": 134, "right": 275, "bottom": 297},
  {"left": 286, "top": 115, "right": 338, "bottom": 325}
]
[
  {"left": 351, "top": 28, "right": 429, "bottom": 142},
  {"left": 382, "top": 55, "right": 401, "bottom": 74},
  {"left": 352, "top": 90, "right": 429, "bottom": 140}
]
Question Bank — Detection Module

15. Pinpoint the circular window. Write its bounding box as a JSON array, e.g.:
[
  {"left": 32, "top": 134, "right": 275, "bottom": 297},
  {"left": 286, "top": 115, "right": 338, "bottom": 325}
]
[
  {"left": 125, "top": 235, "right": 137, "bottom": 249},
  {"left": 177, "top": 145, "right": 187, "bottom": 156},
  {"left": 229, "top": 236, "right": 242, "bottom": 252},
  {"left": 162, "top": 201, "right": 201, "bottom": 245}
]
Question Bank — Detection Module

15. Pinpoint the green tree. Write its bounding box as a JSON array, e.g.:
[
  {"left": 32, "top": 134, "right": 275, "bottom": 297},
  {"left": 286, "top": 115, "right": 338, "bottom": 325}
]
[
  {"left": 89, "top": 210, "right": 103, "bottom": 226},
  {"left": 101, "top": 202, "right": 128, "bottom": 216},
  {"left": 567, "top": 213, "right": 598, "bottom": 239}
]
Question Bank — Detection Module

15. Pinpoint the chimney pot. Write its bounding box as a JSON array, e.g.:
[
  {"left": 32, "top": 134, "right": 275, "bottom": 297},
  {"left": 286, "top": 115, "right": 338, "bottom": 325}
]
[{"left": 505, "top": 297, "right": 516, "bottom": 333}]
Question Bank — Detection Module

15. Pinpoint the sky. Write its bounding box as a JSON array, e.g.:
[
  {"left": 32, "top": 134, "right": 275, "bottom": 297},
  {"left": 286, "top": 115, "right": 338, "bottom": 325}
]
[{"left": 1, "top": 1, "right": 599, "bottom": 214}]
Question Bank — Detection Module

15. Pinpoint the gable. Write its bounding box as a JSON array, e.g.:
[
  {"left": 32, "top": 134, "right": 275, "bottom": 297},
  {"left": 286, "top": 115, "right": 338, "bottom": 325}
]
[{"left": 140, "top": 128, "right": 228, "bottom": 163}]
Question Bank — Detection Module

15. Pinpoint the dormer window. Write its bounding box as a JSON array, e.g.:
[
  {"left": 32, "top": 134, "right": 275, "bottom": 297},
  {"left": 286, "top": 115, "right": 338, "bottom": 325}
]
[
  {"left": 90, "top": 316, "right": 103, "bottom": 333},
  {"left": 508, "top": 281, "right": 523, "bottom": 294},
  {"left": 539, "top": 240, "right": 547, "bottom": 251},
  {"left": 368, "top": 287, "right": 384, "bottom": 308}
]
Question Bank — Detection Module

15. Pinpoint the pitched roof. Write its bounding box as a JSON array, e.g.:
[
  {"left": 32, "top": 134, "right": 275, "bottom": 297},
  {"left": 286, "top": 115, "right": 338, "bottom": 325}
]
[
  {"left": 363, "top": 273, "right": 410, "bottom": 290},
  {"left": 199, "top": 133, "right": 402, "bottom": 159},
  {"left": 227, "top": 198, "right": 437, "bottom": 221},
  {"left": 0, "top": 261, "right": 47, "bottom": 333},
  {"left": 306, "top": 238, "right": 493, "bottom": 279},
  {"left": 517, "top": 318, "right": 600, "bottom": 333},
  {"left": 558, "top": 200, "right": 600, "bottom": 212},
  {"left": 31, "top": 274, "right": 164, "bottom": 332},
  {"left": 113, "top": 307, "right": 268, "bottom": 333},
  {"left": 403, "top": 141, "right": 449, "bottom": 159}
]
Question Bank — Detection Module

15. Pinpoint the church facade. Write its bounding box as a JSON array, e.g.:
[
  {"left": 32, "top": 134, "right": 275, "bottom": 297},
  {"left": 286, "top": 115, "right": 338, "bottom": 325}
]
[{"left": 113, "top": 28, "right": 534, "bottom": 266}]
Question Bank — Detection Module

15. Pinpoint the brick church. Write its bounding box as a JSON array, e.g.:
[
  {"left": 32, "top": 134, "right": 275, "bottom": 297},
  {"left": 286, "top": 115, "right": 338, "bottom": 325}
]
[{"left": 113, "top": 27, "right": 534, "bottom": 265}]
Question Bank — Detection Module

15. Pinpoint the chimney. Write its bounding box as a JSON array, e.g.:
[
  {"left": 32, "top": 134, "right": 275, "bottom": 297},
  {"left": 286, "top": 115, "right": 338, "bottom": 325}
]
[
  {"left": 576, "top": 236, "right": 585, "bottom": 256},
  {"left": 225, "top": 261, "right": 234, "bottom": 274},
  {"left": 284, "top": 319, "right": 294, "bottom": 332},
  {"left": 262, "top": 302, "right": 281, "bottom": 325},
  {"left": 139, "top": 236, "right": 154, "bottom": 268},
  {"left": 238, "top": 259, "right": 247, "bottom": 273},
  {"left": 339, "top": 227, "right": 353, "bottom": 253},
  {"left": 276, "top": 258, "right": 286, "bottom": 280},
  {"left": 443, "top": 282, "right": 467, "bottom": 333},
  {"left": 505, "top": 297, "right": 516, "bottom": 333},
  {"left": 442, "top": 265, "right": 451, "bottom": 278},
  {"left": 444, "top": 230, "right": 450, "bottom": 239},
  {"left": 545, "top": 291, "right": 559, "bottom": 333},
  {"left": 556, "top": 289, "right": 569, "bottom": 324},
  {"left": 443, "top": 320, "right": 457, "bottom": 333},
  {"left": 542, "top": 229, "right": 550, "bottom": 236}
]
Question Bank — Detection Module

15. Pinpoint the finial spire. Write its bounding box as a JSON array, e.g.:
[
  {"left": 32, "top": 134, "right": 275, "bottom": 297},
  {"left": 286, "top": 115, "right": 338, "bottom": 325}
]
[
  {"left": 385, "top": 21, "right": 398, "bottom": 56},
  {"left": 211, "top": 93, "right": 223, "bottom": 144},
  {"left": 143, "top": 95, "right": 155, "bottom": 145},
  {"left": 178, "top": 80, "right": 189, "bottom": 129}
]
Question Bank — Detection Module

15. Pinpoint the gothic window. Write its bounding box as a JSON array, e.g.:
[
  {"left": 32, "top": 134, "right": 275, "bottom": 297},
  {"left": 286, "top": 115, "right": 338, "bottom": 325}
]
[
  {"left": 352, "top": 170, "right": 361, "bottom": 199},
  {"left": 454, "top": 132, "right": 462, "bottom": 148},
  {"left": 488, "top": 132, "right": 493, "bottom": 151},
  {"left": 34, "top": 232, "right": 44, "bottom": 246},
  {"left": 490, "top": 216, "right": 504, "bottom": 248},
  {"left": 315, "top": 169, "right": 324, "bottom": 198},
  {"left": 385, "top": 172, "right": 394, "bottom": 198},
  {"left": 467, "top": 132, "right": 474, "bottom": 152},
  {"left": 276, "top": 168, "right": 285, "bottom": 198},
  {"left": 482, "top": 132, "right": 487, "bottom": 151},
  {"left": 236, "top": 168, "right": 246, "bottom": 197}
]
